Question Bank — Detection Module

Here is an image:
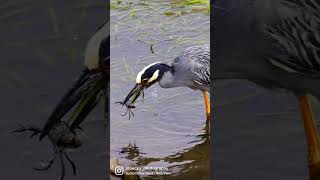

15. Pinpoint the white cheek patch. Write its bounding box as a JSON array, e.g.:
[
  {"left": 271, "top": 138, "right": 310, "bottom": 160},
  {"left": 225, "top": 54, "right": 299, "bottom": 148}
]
[
  {"left": 84, "top": 38, "right": 99, "bottom": 70},
  {"left": 84, "top": 22, "right": 109, "bottom": 70},
  {"left": 136, "top": 62, "right": 161, "bottom": 84},
  {"left": 136, "top": 71, "right": 143, "bottom": 84},
  {"left": 148, "top": 70, "right": 159, "bottom": 83}
]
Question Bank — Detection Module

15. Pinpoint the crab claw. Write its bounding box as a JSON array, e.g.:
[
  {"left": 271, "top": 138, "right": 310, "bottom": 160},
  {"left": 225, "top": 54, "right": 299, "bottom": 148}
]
[{"left": 12, "top": 124, "right": 42, "bottom": 138}]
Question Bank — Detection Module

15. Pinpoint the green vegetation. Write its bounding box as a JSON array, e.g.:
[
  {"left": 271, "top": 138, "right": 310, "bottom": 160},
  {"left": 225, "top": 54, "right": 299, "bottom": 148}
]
[{"left": 111, "top": 0, "right": 210, "bottom": 15}]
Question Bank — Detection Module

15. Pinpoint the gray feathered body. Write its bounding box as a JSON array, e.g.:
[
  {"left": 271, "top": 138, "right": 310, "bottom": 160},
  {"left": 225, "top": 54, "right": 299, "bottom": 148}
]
[
  {"left": 267, "top": 0, "right": 320, "bottom": 77},
  {"left": 214, "top": 0, "right": 320, "bottom": 100},
  {"left": 159, "top": 45, "right": 210, "bottom": 91},
  {"left": 264, "top": 0, "right": 320, "bottom": 98}
]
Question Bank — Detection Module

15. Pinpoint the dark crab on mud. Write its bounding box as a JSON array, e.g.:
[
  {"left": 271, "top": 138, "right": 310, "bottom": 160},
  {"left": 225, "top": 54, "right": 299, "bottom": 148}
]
[
  {"left": 12, "top": 70, "right": 107, "bottom": 180},
  {"left": 117, "top": 83, "right": 146, "bottom": 119},
  {"left": 12, "top": 121, "right": 81, "bottom": 180}
]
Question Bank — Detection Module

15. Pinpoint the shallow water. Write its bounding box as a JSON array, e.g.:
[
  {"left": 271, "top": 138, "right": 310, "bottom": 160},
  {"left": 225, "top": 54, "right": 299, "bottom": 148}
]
[
  {"left": 213, "top": 80, "right": 309, "bottom": 179},
  {"left": 110, "top": 0, "right": 210, "bottom": 179}
]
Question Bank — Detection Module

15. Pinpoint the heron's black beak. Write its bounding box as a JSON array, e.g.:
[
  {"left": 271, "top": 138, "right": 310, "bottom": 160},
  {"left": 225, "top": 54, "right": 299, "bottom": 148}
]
[
  {"left": 123, "top": 83, "right": 145, "bottom": 106},
  {"left": 39, "top": 69, "right": 107, "bottom": 140}
]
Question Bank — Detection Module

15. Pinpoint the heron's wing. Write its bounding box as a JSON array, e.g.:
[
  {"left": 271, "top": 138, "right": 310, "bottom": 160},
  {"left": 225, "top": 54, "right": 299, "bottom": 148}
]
[
  {"left": 179, "top": 46, "right": 210, "bottom": 86},
  {"left": 282, "top": 0, "right": 320, "bottom": 18},
  {"left": 266, "top": 0, "right": 320, "bottom": 77}
]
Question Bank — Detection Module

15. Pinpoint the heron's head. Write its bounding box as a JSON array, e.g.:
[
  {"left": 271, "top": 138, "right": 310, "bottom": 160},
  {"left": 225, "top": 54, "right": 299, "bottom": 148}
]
[{"left": 123, "top": 62, "right": 171, "bottom": 105}]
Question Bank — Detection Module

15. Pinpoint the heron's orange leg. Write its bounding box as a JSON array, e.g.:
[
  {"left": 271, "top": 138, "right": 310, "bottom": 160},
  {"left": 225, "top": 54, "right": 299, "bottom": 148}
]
[
  {"left": 298, "top": 95, "right": 320, "bottom": 179},
  {"left": 202, "top": 91, "right": 210, "bottom": 123}
]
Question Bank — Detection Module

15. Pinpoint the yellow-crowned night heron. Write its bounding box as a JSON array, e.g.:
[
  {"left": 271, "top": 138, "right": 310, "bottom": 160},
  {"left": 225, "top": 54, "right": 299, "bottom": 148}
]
[
  {"left": 39, "top": 21, "right": 110, "bottom": 140},
  {"left": 215, "top": 0, "right": 320, "bottom": 178},
  {"left": 121, "top": 45, "right": 211, "bottom": 122}
]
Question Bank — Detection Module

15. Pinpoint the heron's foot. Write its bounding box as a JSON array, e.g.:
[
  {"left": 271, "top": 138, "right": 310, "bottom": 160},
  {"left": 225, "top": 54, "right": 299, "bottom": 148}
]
[
  {"left": 309, "top": 161, "right": 320, "bottom": 180},
  {"left": 12, "top": 124, "right": 42, "bottom": 138}
]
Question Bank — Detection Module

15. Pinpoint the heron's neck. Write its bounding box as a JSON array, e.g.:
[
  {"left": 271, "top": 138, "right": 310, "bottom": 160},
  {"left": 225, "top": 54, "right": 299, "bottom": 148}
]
[{"left": 158, "top": 65, "right": 177, "bottom": 88}]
